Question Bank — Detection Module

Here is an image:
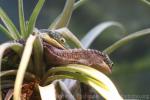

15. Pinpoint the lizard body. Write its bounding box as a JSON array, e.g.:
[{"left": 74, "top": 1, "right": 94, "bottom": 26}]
[
  {"left": 43, "top": 42, "right": 112, "bottom": 73},
  {"left": 11, "top": 29, "right": 113, "bottom": 74}
]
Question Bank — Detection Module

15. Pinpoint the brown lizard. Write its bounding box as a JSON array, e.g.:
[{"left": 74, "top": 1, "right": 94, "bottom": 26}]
[
  {"left": 40, "top": 29, "right": 113, "bottom": 74},
  {"left": 44, "top": 42, "right": 113, "bottom": 73}
]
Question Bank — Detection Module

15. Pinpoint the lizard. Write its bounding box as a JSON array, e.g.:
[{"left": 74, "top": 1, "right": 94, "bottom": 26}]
[{"left": 39, "top": 29, "right": 113, "bottom": 74}]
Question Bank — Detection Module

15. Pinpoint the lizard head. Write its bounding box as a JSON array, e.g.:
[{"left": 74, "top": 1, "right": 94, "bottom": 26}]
[
  {"left": 97, "top": 52, "right": 113, "bottom": 73},
  {"left": 39, "top": 29, "right": 69, "bottom": 49},
  {"left": 88, "top": 50, "right": 113, "bottom": 74},
  {"left": 102, "top": 52, "right": 113, "bottom": 69}
]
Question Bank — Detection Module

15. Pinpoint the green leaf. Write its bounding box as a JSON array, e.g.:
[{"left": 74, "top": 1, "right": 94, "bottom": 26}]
[
  {"left": 56, "top": 28, "right": 83, "bottom": 48},
  {"left": 73, "top": 0, "right": 89, "bottom": 10},
  {"left": 141, "top": 0, "right": 150, "bottom": 5},
  {"left": 81, "top": 21, "right": 125, "bottom": 48},
  {"left": 13, "top": 34, "right": 37, "bottom": 100},
  {"left": 104, "top": 28, "right": 150, "bottom": 54},
  {"left": 47, "top": 74, "right": 111, "bottom": 99},
  {"left": 0, "top": 70, "right": 36, "bottom": 81},
  {"left": 42, "top": 64, "right": 123, "bottom": 99},
  {"left": 27, "top": 0, "right": 45, "bottom": 38},
  {"left": 18, "top": 0, "right": 26, "bottom": 38},
  {"left": 49, "top": 0, "right": 75, "bottom": 29},
  {"left": 49, "top": 0, "right": 90, "bottom": 29},
  {"left": 44, "top": 73, "right": 106, "bottom": 90},
  {"left": 33, "top": 33, "right": 44, "bottom": 78},
  {"left": 0, "top": 8, "right": 20, "bottom": 39},
  {"left": 0, "top": 24, "right": 13, "bottom": 39}
]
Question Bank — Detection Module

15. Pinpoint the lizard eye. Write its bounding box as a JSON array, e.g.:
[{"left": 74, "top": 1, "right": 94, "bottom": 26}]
[{"left": 60, "top": 38, "right": 66, "bottom": 43}]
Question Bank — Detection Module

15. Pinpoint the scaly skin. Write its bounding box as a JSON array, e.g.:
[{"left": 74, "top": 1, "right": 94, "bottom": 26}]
[
  {"left": 43, "top": 42, "right": 113, "bottom": 74},
  {"left": 15, "top": 29, "right": 113, "bottom": 74}
]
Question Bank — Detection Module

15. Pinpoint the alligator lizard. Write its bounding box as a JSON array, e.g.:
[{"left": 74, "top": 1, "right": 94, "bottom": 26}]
[{"left": 40, "top": 29, "right": 113, "bottom": 74}]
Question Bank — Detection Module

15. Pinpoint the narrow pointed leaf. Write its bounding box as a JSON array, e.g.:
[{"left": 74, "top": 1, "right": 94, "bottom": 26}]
[
  {"left": 0, "top": 24, "right": 13, "bottom": 39},
  {"left": 13, "top": 34, "right": 36, "bottom": 100},
  {"left": 104, "top": 28, "right": 150, "bottom": 54},
  {"left": 43, "top": 69, "right": 122, "bottom": 100},
  {"left": 73, "top": 0, "right": 89, "bottom": 10},
  {"left": 81, "top": 21, "right": 125, "bottom": 48},
  {"left": 0, "top": 70, "right": 36, "bottom": 81},
  {"left": 44, "top": 72, "right": 106, "bottom": 90},
  {"left": 49, "top": 0, "right": 75, "bottom": 29},
  {"left": 33, "top": 34, "right": 44, "bottom": 77},
  {"left": 27, "top": 0, "right": 45, "bottom": 37},
  {"left": 18, "top": 0, "right": 26, "bottom": 37},
  {"left": 49, "top": 0, "right": 90, "bottom": 29},
  {"left": 141, "top": 0, "right": 150, "bottom": 5},
  {"left": 56, "top": 28, "right": 83, "bottom": 48},
  {"left": 42, "top": 64, "right": 123, "bottom": 99},
  {"left": 0, "top": 8, "right": 20, "bottom": 39}
]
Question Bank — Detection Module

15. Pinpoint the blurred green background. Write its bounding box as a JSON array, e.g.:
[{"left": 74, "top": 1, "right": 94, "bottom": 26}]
[{"left": 1, "top": 0, "right": 150, "bottom": 98}]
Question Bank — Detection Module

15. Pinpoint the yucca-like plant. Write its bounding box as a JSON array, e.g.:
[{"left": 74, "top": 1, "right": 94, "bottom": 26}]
[{"left": 0, "top": 0, "right": 150, "bottom": 100}]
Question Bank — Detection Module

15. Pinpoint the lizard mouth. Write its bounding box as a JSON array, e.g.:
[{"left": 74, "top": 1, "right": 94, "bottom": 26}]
[
  {"left": 41, "top": 33, "right": 66, "bottom": 49},
  {"left": 98, "top": 61, "right": 112, "bottom": 74}
]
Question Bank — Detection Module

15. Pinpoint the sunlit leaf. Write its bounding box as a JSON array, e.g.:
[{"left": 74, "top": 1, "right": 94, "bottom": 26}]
[
  {"left": 42, "top": 64, "right": 123, "bottom": 100},
  {"left": 13, "top": 34, "right": 37, "bottom": 100},
  {"left": 39, "top": 83, "right": 57, "bottom": 100},
  {"left": 45, "top": 74, "right": 121, "bottom": 100},
  {"left": 81, "top": 21, "right": 125, "bottom": 48}
]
